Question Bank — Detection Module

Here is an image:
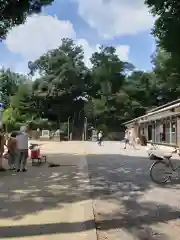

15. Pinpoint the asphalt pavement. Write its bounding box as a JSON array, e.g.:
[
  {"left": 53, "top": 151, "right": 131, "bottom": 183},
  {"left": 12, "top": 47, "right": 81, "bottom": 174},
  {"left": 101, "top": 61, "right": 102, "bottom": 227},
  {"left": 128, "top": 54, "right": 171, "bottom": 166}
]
[
  {"left": 86, "top": 141, "right": 180, "bottom": 239},
  {"left": 0, "top": 142, "right": 97, "bottom": 240},
  {"left": 0, "top": 141, "right": 180, "bottom": 240}
]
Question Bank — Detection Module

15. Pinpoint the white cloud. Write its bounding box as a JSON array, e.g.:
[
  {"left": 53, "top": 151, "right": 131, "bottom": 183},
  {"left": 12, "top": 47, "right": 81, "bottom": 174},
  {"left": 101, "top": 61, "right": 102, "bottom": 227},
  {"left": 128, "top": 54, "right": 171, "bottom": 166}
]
[
  {"left": 116, "top": 45, "right": 130, "bottom": 61},
  {"left": 77, "top": 39, "right": 130, "bottom": 68},
  {"left": 75, "top": 0, "right": 154, "bottom": 38},
  {"left": 76, "top": 39, "right": 99, "bottom": 67},
  {"left": 4, "top": 14, "right": 130, "bottom": 74},
  {"left": 5, "top": 15, "right": 76, "bottom": 61}
]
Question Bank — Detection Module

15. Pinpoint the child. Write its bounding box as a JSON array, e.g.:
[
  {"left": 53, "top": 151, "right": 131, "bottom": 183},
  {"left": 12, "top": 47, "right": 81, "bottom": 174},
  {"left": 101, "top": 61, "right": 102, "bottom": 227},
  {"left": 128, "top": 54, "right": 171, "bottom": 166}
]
[{"left": 7, "top": 132, "right": 17, "bottom": 170}]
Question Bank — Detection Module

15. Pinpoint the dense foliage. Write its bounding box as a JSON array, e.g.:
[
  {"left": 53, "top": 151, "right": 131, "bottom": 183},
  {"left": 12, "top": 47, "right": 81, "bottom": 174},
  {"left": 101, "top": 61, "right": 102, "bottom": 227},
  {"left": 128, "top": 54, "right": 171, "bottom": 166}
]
[
  {"left": 145, "top": 0, "right": 180, "bottom": 55},
  {"left": 0, "top": 0, "right": 54, "bottom": 40},
  {"left": 1, "top": 37, "right": 179, "bottom": 137},
  {"left": 145, "top": 0, "right": 180, "bottom": 109}
]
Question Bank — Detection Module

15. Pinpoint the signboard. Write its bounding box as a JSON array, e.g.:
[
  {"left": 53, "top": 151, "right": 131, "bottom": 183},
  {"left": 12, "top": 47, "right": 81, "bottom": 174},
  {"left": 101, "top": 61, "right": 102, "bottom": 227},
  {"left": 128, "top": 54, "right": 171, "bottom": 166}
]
[
  {"left": 92, "top": 130, "right": 97, "bottom": 135},
  {"left": 92, "top": 130, "right": 97, "bottom": 142},
  {"left": 41, "top": 130, "right": 50, "bottom": 138}
]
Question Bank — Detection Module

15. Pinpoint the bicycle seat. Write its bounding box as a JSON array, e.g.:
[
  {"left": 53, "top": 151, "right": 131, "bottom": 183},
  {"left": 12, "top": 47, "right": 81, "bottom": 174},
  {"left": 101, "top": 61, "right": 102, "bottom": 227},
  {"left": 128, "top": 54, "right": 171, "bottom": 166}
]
[
  {"left": 163, "top": 153, "right": 172, "bottom": 158},
  {"left": 149, "top": 150, "right": 172, "bottom": 159}
]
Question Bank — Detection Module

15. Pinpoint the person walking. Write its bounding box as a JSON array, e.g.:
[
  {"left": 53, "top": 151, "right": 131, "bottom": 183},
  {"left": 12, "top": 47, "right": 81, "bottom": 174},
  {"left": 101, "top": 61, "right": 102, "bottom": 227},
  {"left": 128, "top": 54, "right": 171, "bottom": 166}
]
[
  {"left": 129, "top": 131, "right": 136, "bottom": 150},
  {"left": 16, "top": 126, "right": 29, "bottom": 172},
  {"left": 124, "top": 130, "right": 130, "bottom": 149},
  {"left": 97, "top": 130, "right": 103, "bottom": 146},
  {"left": 7, "top": 132, "right": 17, "bottom": 170}
]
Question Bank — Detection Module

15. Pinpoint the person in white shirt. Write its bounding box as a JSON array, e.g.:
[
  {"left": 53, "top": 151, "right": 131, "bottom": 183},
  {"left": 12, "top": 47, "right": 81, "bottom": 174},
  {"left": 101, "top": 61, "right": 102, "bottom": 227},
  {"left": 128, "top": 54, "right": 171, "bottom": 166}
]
[
  {"left": 129, "top": 130, "right": 136, "bottom": 150},
  {"left": 16, "top": 126, "right": 29, "bottom": 172},
  {"left": 124, "top": 130, "right": 130, "bottom": 149},
  {"left": 97, "top": 130, "right": 103, "bottom": 146}
]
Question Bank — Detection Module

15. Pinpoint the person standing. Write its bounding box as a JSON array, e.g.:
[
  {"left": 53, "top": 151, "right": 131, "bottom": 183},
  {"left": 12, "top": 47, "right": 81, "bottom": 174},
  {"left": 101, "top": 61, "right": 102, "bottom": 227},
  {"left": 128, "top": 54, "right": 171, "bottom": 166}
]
[
  {"left": 7, "top": 132, "right": 17, "bottom": 170},
  {"left": 16, "top": 126, "right": 29, "bottom": 172},
  {"left": 0, "top": 127, "right": 6, "bottom": 171}
]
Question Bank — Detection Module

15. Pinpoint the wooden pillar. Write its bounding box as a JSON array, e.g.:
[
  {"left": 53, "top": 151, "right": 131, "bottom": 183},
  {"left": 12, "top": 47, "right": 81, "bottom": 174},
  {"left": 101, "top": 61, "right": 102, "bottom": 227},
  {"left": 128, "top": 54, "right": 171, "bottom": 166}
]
[
  {"left": 154, "top": 120, "right": 156, "bottom": 142},
  {"left": 176, "top": 117, "right": 180, "bottom": 146},
  {"left": 170, "top": 117, "right": 172, "bottom": 144},
  {"left": 176, "top": 117, "right": 178, "bottom": 145}
]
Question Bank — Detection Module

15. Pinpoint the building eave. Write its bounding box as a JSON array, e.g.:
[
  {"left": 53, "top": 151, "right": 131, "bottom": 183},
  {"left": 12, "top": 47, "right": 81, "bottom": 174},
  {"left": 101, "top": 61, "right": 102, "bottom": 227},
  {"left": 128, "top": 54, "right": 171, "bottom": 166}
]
[
  {"left": 123, "top": 100, "right": 180, "bottom": 126},
  {"left": 147, "top": 98, "right": 180, "bottom": 114}
]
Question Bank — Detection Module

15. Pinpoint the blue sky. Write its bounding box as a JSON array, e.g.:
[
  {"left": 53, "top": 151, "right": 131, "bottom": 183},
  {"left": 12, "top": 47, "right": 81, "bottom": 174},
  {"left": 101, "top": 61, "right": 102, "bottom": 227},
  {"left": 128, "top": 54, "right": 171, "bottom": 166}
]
[{"left": 0, "top": 0, "right": 156, "bottom": 73}]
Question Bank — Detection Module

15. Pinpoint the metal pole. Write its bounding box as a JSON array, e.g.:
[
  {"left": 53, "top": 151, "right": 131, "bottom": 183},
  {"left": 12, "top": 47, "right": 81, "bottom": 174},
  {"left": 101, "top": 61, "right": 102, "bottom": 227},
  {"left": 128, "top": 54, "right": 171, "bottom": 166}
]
[
  {"left": 68, "top": 116, "right": 71, "bottom": 140},
  {"left": 84, "top": 117, "right": 87, "bottom": 141},
  {"left": 170, "top": 117, "right": 172, "bottom": 144}
]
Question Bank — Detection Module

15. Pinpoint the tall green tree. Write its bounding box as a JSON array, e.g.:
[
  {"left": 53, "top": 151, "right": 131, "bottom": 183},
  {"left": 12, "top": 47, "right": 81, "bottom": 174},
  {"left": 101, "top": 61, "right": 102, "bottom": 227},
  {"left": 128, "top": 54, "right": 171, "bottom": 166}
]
[
  {"left": 151, "top": 48, "right": 180, "bottom": 102},
  {"left": 145, "top": 0, "right": 180, "bottom": 55},
  {"left": 31, "top": 38, "right": 89, "bottom": 136},
  {"left": 2, "top": 37, "right": 178, "bottom": 136},
  {"left": 0, "top": 68, "right": 26, "bottom": 106},
  {"left": 10, "top": 82, "right": 32, "bottom": 115},
  {"left": 89, "top": 46, "right": 131, "bottom": 129},
  {"left": 91, "top": 46, "right": 126, "bottom": 96},
  {"left": 145, "top": 0, "right": 180, "bottom": 104},
  {"left": 125, "top": 71, "right": 158, "bottom": 106}
]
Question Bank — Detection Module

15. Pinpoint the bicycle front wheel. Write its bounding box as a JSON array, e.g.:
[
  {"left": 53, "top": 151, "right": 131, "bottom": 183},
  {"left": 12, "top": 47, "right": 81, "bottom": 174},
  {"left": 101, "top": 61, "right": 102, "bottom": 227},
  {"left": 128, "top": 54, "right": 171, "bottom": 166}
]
[{"left": 150, "top": 161, "right": 171, "bottom": 184}]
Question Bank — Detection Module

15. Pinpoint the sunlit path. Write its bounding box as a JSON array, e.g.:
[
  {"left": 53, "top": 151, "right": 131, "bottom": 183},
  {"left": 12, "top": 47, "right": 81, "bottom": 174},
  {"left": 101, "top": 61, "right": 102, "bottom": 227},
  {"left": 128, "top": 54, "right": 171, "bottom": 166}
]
[{"left": 0, "top": 142, "right": 96, "bottom": 240}]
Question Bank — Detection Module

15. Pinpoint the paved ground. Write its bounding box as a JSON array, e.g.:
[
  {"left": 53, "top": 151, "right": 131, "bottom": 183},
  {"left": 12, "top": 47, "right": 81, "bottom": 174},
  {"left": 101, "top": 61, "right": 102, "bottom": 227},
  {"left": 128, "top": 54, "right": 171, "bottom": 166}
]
[
  {"left": 86, "top": 141, "right": 180, "bottom": 240},
  {"left": 0, "top": 141, "right": 96, "bottom": 240},
  {"left": 1, "top": 141, "right": 180, "bottom": 240}
]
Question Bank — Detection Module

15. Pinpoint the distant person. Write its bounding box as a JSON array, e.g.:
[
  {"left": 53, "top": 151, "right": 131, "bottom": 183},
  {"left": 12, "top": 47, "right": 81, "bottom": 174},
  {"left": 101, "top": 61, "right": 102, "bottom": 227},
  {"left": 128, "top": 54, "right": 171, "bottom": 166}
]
[
  {"left": 124, "top": 130, "right": 130, "bottom": 149},
  {"left": 16, "top": 126, "right": 29, "bottom": 172},
  {"left": 7, "top": 132, "right": 17, "bottom": 170},
  {"left": 36, "top": 128, "right": 40, "bottom": 139},
  {"left": 97, "top": 130, "right": 103, "bottom": 146},
  {"left": 160, "top": 132, "right": 165, "bottom": 142},
  {"left": 129, "top": 131, "right": 136, "bottom": 149}
]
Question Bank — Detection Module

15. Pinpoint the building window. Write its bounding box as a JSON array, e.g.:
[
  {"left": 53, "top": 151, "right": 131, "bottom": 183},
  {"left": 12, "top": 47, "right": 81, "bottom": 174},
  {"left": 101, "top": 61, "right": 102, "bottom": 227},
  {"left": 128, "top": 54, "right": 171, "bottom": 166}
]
[
  {"left": 160, "top": 123, "right": 167, "bottom": 143},
  {"left": 171, "top": 122, "right": 176, "bottom": 133},
  {"left": 170, "top": 120, "right": 177, "bottom": 144},
  {"left": 155, "top": 121, "right": 160, "bottom": 142},
  {"left": 165, "top": 121, "right": 170, "bottom": 143},
  {"left": 142, "top": 128, "right": 144, "bottom": 134},
  {"left": 148, "top": 125, "right": 152, "bottom": 141},
  {"left": 158, "top": 119, "right": 177, "bottom": 144},
  {"left": 152, "top": 122, "right": 156, "bottom": 142}
]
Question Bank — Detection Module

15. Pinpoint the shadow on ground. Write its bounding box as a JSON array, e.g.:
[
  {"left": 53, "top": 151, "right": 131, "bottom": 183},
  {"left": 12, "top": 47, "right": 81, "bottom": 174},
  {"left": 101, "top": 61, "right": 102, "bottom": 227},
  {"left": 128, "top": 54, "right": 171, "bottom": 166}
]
[
  {"left": 0, "top": 152, "right": 180, "bottom": 239},
  {"left": 87, "top": 153, "right": 180, "bottom": 239}
]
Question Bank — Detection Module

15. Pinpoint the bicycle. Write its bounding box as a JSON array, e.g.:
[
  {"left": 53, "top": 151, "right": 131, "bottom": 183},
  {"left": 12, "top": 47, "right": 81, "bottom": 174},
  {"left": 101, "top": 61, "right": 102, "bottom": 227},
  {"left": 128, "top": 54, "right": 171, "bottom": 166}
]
[
  {"left": 149, "top": 150, "right": 180, "bottom": 184},
  {"left": 147, "top": 142, "right": 159, "bottom": 158}
]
